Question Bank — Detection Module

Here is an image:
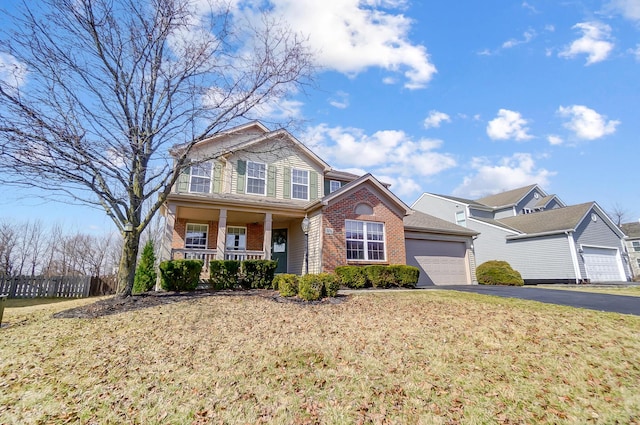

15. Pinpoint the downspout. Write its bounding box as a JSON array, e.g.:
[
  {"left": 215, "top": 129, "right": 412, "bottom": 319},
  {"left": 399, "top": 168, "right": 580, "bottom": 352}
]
[{"left": 566, "top": 231, "right": 581, "bottom": 283}]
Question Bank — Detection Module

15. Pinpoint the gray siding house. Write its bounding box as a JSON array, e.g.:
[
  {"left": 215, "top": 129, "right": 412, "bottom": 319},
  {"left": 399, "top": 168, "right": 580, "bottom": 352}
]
[
  {"left": 621, "top": 221, "right": 640, "bottom": 279},
  {"left": 412, "top": 185, "right": 630, "bottom": 283}
]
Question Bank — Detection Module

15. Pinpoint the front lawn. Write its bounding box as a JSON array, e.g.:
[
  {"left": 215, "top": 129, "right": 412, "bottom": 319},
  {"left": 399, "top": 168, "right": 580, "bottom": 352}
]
[{"left": 1, "top": 291, "right": 639, "bottom": 424}]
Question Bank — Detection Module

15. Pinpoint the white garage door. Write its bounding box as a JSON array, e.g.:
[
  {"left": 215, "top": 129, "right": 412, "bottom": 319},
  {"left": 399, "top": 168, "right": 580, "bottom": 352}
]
[
  {"left": 582, "top": 247, "right": 624, "bottom": 282},
  {"left": 405, "top": 239, "right": 468, "bottom": 286}
]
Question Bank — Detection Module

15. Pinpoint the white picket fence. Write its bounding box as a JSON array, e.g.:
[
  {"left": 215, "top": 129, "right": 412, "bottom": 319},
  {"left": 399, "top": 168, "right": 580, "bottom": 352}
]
[{"left": 0, "top": 275, "right": 92, "bottom": 298}]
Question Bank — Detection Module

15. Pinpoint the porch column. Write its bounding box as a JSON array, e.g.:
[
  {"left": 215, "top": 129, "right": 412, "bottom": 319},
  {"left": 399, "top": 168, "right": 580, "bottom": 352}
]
[
  {"left": 160, "top": 204, "right": 177, "bottom": 262},
  {"left": 216, "top": 208, "right": 227, "bottom": 260},
  {"left": 263, "top": 212, "right": 273, "bottom": 260}
]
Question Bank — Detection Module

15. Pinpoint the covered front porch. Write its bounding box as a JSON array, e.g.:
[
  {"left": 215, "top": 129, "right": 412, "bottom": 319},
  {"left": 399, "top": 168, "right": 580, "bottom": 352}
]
[{"left": 162, "top": 201, "right": 311, "bottom": 275}]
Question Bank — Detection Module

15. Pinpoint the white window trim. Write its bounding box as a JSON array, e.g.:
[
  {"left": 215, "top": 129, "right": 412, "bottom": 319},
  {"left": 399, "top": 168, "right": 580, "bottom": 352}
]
[
  {"left": 226, "top": 226, "right": 247, "bottom": 251},
  {"left": 329, "top": 180, "right": 341, "bottom": 193},
  {"left": 246, "top": 161, "right": 267, "bottom": 196},
  {"left": 185, "top": 223, "right": 208, "bottom": 249},
  {"left": 291, "top": 168, "right": 309, "bottom": 200},
  {"left": 632, "top": 241, "right": 640, "bottom": 252},
  {"left": 345, "top": 219, "right": 386, "bottom": 262},
  {"left": 455, "top": 210, "right": 466, "bottom": 227},
  {"left": 189, "top": 162, "right": 212, "bottom": 193}
]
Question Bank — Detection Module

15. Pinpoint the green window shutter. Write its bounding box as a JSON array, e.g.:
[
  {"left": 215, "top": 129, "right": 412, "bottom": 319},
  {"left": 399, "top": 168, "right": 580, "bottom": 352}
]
[
  {"left": 177, "top": 166, "right": 191, "bottom": 192},
  {"left": 324, "top": 179, "right": 330, "bottom": 196},
  {"left": 310, "top": 171, "right": 318, "bottom": 200},
  {"left": 236, "top": 160, "right": 246, "bottom": 194},
  {"left": 283, "top": 166, "right": 291, "bottom": 199},
  {"left": 267, "top": 165, "right": 276, "bottom": 197},
  {"left": 213, "top": 162, "right": 223, "bottom": 194}
]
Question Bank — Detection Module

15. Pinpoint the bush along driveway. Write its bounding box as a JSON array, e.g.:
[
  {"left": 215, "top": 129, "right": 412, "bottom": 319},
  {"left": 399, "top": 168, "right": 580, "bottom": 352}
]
[{"left": 437, "top": 285, "right": 640, "bottom": 316}]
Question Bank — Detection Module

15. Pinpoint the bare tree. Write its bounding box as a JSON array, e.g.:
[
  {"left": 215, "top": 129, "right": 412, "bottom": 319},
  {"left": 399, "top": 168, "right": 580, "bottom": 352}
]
[
  {"left": 0, "top": 220, "right": 17, "bottom": 276},
  {"left": 0, "top": 0, "right": 313, "bottom": 295},
  {"left": 608, "top": 203, "right": 630, "bottom": 227}
]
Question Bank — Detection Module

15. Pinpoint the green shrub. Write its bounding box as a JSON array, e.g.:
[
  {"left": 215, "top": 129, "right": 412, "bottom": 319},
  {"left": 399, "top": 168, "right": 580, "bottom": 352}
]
[
  {"left": 476, "top": 260, "right": 524, "bottom": 286},
  {"left": 320, "top": 273, "right": 340, "bottom": 297},
  {"left": 133, "top": 240, "right": 157, "bottom": 294},
  {"left": 365, "top": 265, "right": 395, "bottom": 288},
  {"left": 389, "top": 265, "right": 419, "bottom": 288},
  {"left": 298, "top": 274, "right": 324, "bottom": 301},
  {"left": 334, "top": 266, "right": 368, "bottom": 288},
  {"left": 243, "top": 260, "right": 278, "bottom": 289},
  {"left": 209, "top": 260, "right": 241, "bottom": 290},
  {"left": 274, "top": 274, "right": 299, "bottom": 297},
  {"left": 159, "top": 259, "right": 203, "bottom": 291}
]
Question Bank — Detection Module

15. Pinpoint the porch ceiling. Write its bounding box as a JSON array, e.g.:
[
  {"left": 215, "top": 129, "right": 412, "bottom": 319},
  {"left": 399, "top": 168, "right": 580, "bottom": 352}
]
[{"left": 176, "top": 206, "right": 300, "bottom": 225}]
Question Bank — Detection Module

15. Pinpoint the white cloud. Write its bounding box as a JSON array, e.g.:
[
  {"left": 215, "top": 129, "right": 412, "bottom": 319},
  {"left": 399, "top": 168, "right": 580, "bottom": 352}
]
[
  {"left": 423, "top": 110, "right": 451, "bottom": 129},
  {"left": 453, "top": 153, "right": 555, "bottom": 199},
  {"left": 0, "top": 52, "right": 28, "bottom": 90},
  {"left": 204, "top": 87, "right": 303, "bottom": 120},
  {"left": 522, "top": 2, "right": 539, "bottom": 13},
  {"left": 547, "top": 135, "right": 563, "bottom": 145},
  {"left": 502, "top": 29, "right": 536, "bottom": 49},
  {"left": 557, "top": 105, "right": 620, "bottom": 140},
  {"left": 606, "top": 0, "right": 640, "bottom": 21},
  {"left": 634, "top": 44, "right": 640, "bottom": 61},
  {"left": 253, "top": 0, "right": 437, "bottom": 89},
  {"left": 304, "top": 123, "right": 456, "bottom": 197},
  {"left": 328, "top": 91, "right": 349, "bottom": 109},
  {"left": 559, "top": 22, "right": 614, "bottom": 65},
  {"left": 486, "top": 109, "right": 534, "bottom": 141}
]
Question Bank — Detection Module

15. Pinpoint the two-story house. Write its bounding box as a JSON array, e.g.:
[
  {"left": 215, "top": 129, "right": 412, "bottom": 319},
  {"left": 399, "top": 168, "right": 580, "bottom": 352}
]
[
  {"left": 159, "top": 121, "right": 478, "bottom": 286},
  {"left": 621, "top": 221, "right": 640, "bottom": 279},
  {"left": 412, "top": 184, "right": 630, "bottom": 283}
]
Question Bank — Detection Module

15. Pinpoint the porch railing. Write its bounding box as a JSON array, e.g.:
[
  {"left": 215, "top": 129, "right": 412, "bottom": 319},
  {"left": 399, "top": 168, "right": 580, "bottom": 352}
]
[
  {"left": 170, "top": 249, "right": 266, "bottom": 271},
  {"left": 224, "top": 250, "right": 265, "bottom": 261}
]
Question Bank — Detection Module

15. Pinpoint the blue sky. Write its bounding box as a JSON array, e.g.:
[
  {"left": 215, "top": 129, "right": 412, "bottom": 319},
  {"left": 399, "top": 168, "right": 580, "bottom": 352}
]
[{"left": 1, "top": 0, "right": 639, "bottom": 232}]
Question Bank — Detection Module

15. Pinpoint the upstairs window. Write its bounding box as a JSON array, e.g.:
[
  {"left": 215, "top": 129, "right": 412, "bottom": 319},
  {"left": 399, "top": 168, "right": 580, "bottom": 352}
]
[
  {"left": 185, "top": 223, "right": 208, "bottom": 249},
  {"left": 190, "top": 162, "right": 212, "bottom": 193},
  {"left": 633, "top": 241, "right": 640, "bottom": 252},
  {"left": 455, "top": 210, "right": 466, "bottom": 227},
  {"left": 246, "top": 161, "right": 266, "bottom": 195},
  {"left": 330, "top": 180, "right": 342, "bottom": 193},
  {"left": 345, "top": 220, "right": 385, "bottom": 261},
  {"left": 292, "top": 169, "right": 309, "bottom": 200}
]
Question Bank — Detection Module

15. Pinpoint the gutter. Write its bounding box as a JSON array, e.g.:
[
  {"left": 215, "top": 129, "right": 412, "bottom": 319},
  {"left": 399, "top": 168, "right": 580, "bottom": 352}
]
[{"left": 505, "top": 228, "right": 575, "bottom": 240}]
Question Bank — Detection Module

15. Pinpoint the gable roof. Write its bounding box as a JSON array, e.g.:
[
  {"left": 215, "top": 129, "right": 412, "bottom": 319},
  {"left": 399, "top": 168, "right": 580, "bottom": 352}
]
[
  {"left": 404, "top": 210, "right": 479, "bottom": 236},
  {"left": 422, "top": 193, "right": 491, "bottom": 210},
  {"left": 621, "top": 221, "right": 640, "bottom": 239},
  {"left": 475, "top": 184, "right": 539, "bottom": 208},
  {"left": 322, "top": 173, "right": 411, "bottom": 216},
  {"left": 498, "top": 202, "right": 594, "bottom": 234}
]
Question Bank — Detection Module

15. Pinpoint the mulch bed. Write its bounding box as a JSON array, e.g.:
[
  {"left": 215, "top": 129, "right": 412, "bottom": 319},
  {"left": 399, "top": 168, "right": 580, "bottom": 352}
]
[{"left": 53, "top": 289, "right": 349, "bottom": 319}]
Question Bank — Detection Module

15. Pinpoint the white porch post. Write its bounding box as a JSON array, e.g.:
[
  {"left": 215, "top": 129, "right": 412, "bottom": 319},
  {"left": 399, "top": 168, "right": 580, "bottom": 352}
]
[
  {"left": 160, "top": 204, "right": 177, "bottom": 263},
  {"left": 263, "top": 212, "right": 273, "bottom": 260},
  {"left": 216, "top": 208, "right": 227, "bottom": 260}
]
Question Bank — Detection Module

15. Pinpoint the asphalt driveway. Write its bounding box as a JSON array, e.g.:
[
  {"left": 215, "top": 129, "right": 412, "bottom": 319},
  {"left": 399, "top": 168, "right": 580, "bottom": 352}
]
[{"left": 434, "top": 285, "right": 640, "bottom": 316}]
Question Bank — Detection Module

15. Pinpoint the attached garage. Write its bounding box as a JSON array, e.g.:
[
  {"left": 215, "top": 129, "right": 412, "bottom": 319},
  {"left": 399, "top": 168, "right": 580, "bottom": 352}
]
[
  {"left": 582, "top": 246, "right": 625, "bottom": 282},
  {"left": 404, "top": 211, "right": 479, "bottom": 286}
]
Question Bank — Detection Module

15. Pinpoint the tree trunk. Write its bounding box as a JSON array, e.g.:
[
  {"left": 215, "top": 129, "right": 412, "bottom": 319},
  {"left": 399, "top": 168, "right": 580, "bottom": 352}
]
[{"left": 117, "top": 231, "right": 141, "bottom": 297}]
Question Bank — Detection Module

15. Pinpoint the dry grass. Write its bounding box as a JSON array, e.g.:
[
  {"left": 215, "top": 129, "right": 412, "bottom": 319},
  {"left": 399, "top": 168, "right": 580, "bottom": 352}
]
[
  {"left": 1, "top": 291, "right": 640, "bottom": 424},
  {"left": 539, "top": 285, "right": 640, "bottom": 297}
]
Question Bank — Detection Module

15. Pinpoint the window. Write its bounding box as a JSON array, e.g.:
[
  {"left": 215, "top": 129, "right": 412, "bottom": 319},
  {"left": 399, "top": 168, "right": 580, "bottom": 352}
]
[
  {"left": 633, "top": 241, "right": 640, "bottom": 252},
  {"left": 455, "top": 210, "right": 466, "bottom": 227},
  {"left": 292, "top": 168, "right": 309, "bottom": 200},
  {"left": 246, "top": 161, "right": 266, "bottom": 195},
  {"left": 226, "top": 226, "right": 246, "bottom": 251},
  {"left": 330, "top": 180, "right": 341, "bottom": 193},
  {"left": 637, "top": 258, "right": 640, "bottom": 269},
  {"left": 185, "top": 223, "right": 208, "bottom": 249},
  {"left": 345, "top": 220, "right": 385, "bottom": 261},
  {"left": 190, "top": 162, "right": 212, "bottom": 193}
]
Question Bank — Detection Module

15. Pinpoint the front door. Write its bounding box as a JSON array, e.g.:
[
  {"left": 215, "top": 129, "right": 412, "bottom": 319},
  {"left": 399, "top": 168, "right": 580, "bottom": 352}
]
[{"left": 271, "top": 229, "right": 288, "bottom": 273}]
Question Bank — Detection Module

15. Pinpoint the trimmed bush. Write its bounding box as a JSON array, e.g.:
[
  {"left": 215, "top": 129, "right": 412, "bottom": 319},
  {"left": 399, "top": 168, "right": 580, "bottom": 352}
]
[
  {"left": 274, "top": 274, "right": 299, "bottom": 297},
  {"left": 133, "top": 240, "right": 157, "bottom": 294},
  {"left": 243, "top": 260, "right": 278, "bottom": 289},
  {"left": 365, "top": 265, "right": 395, "bottom": 288},
  {"left": 320, "top": 273, "right": 340, "bottom": 297},
  {"left": 335, "top": 265, "right": 368, "bottom": 288},
  {"left": 298, "top": 274, "right": 324, "bottom": 301},
  {"left": 389, "top": 265, "right": 420, "bottom": 288},
  {"left": 209, "top": 260, "right": 241, "bottom": 290},
  {"left": 159, "top": 259, "right": 203, "bottom": 291},
  {"left": 477, "top": 260, "right": 524, "bottom": 286}
]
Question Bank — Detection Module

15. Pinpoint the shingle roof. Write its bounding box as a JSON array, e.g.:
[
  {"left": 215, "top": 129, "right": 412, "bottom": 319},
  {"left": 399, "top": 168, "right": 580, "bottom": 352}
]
[
  {"left": 621, "top": 222, "right": 640, "bottom": 239},
  {"left": 498, "top": 202, "right": 593, "bottom": 234},
  {"left": 535, "top": 195, "right": 556, "bottom": 208},
  {"left": 404, "top": 210, "right": 479, "bottom": 236},
  {"left": 431, "top": 194, "right": 489, "bottom": 208},
  {"left": 475, "top": 184, "right": 538, "bottom": 208}
]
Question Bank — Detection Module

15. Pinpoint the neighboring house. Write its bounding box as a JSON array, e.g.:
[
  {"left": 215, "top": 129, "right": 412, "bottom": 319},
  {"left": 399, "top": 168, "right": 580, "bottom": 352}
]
[
  {"left": 160, "top": 121, "right": 477, "bottom": 285},
  {"left": 412, "top": 184, "right": 630, "bottom": 283},
  {"left": 621, "top": 221, "right": 640, "bottom": 279}
]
